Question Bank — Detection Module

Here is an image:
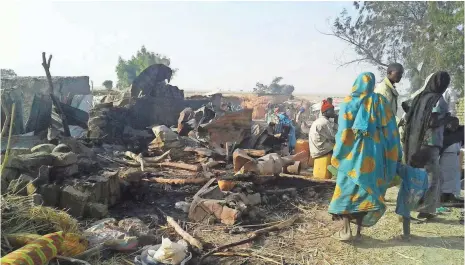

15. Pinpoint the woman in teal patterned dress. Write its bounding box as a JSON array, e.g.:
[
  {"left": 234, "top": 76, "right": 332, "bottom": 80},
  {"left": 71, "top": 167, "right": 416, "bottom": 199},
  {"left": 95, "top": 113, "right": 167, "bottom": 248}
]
[{"left": 328, "top": 72, "right": 402, "bottom": 241}]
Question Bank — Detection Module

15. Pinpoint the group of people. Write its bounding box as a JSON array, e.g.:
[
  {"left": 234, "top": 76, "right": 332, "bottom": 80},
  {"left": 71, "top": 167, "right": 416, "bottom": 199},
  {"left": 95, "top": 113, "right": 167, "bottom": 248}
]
[{"left": 307, "top": 64, "right": 464, "bottom": 241}]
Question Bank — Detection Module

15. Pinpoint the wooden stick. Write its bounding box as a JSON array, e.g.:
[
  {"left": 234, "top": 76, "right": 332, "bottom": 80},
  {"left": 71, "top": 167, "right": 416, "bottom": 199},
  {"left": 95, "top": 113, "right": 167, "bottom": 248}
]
[
  {"left": 250, "top": 215, "right": 298, "bottom": 235},
  {"left": 144, "top": 150, "right": 171, "bottom": 163},
  {"left": 166, "top": 216, "right": 203, "bottom": 251},
  {"left": 41, "top": 52, "right": 70, "bottom": 137},
  {"left": 262, "top": 188, "right": 298, "bottom": 195},
  {"left": 199, "top": 215, "right": 298, "bottom": 263},
  {"left": 213, "top": 252, "right": 250, "bottom": 257},
  {"left": 144, "top": 177, "right": 209, "bottom": 185},
  {"left": 242, "top": 149, "right": 266, "bottom": 157},
  {"left": 56, "top": 256, "right": 91, "bottom": 265},
  {"left": 124, "top": 151, "right": 146, "bottom": 171},
  {"left": 1, "top": 101, "right": 11, "bottom": 137},
  {"left": 1, "top": 103, "right": 15, "bottom": 175},
  {"left": 159, "top": 161, "right": 202, "bottom": 171},
  {"left": 212, "top": 252, "right": 281, "bottom": 264},
  {"left": 193, "top": 178, "right": 216, "bottom": 199},
  {"left": 97, "top": 154, "right": 135, "bottom": 166}
]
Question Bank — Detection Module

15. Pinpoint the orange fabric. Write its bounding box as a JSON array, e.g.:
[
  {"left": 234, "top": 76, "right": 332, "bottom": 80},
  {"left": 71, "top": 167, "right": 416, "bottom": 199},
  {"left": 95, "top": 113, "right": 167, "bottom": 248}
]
[{"left": 321, "top": 100, "right": 334, "bottom": 113}]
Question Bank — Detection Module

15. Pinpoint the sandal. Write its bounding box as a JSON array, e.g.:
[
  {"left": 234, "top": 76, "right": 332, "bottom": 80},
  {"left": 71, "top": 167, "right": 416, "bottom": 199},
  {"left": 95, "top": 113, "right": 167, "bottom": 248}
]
[{"left": 332, "top": 230, "right": 352, "bottom": 242}]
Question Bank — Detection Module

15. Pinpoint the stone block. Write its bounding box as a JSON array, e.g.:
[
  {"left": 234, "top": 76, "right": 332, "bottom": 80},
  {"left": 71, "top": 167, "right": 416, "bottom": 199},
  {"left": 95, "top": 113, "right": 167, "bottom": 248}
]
[
  {"left": 103, "top": 171, "right": 121, "bottom": 206},
  {"left": 220, "top": 206, "right": 240, "bottom": 225},
  {"left": 200, "top": 186, "right": 225, "bottom": 200},
  {"left": 75, "top": 175, "right": 110, "bottom": 204},
  {"left": 201, "top": 199, "right": 225, "bottom": 219},
  {"left": 51, "top": 164, "right": 79, "bottom": 180},
  {"left": 39, "top": 184, "right": 61, "bottom": 207},
  {"left": 118, "top": 168, "right": 146, "bottom": 183},
  {"left": 51, "top": 152, "right": 78, "bottom": 167},
  {"left": 189, "top": 199, "right": 223, "bottom": 223},
  {"left": 32, "top": 194, "right": 44, "bottom": 205},
  {"left": 85, "top": 203, "right": 108, "bottom": 219},
  {"left": 7, "top": 152, "right": 55, "bottom": 170},
  {"left": 31, "top": 144, "right": 56, "bottom": 154},
  {"left": 74, "top": 181, "right": 103, "bottom": 204},
  {"left": 37, "top": 165, "right": 51, "bottom": 185},
  {"left": 60, "top": 186, "right": 90, "bottom": 217},
  {"left": 77, "top": 156, "right": 96, "bottom": 173}
]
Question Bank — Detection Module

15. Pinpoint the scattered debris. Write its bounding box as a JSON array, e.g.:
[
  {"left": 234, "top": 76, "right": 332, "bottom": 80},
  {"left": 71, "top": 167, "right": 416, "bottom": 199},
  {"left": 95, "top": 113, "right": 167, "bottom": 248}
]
[{"left": 0, "top": 57, "right": 374, "bottom": 265}]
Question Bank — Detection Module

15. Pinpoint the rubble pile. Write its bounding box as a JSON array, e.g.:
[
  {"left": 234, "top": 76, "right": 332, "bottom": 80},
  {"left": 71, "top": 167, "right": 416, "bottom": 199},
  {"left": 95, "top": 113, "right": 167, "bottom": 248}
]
[
  {"left": 241, "top": 94, "right": 290, "bottom": 119},
  {"left": 0, "top": 61, "right": 333, "bottom": 265},
  {"left": 2, "top": 139, "right": 121, "bottom": 219},
  {"left": 188, "top": 184, "right": 263, "bottom": 225},
  {"left": 87, "top": 102, "right": 130, "bottom": 143}
]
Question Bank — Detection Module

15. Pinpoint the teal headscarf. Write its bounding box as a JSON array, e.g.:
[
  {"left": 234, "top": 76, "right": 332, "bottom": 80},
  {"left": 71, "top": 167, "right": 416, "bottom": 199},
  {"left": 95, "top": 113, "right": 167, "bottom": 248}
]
[{"left": 329, "top": 72, "right": 402, "bottom": 226}]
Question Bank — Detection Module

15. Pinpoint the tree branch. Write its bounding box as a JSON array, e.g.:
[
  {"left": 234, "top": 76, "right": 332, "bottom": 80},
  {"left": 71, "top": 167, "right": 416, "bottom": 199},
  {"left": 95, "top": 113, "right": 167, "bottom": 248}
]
[{"left": 318, "top": 26, "right": 389, "bottom": 67}]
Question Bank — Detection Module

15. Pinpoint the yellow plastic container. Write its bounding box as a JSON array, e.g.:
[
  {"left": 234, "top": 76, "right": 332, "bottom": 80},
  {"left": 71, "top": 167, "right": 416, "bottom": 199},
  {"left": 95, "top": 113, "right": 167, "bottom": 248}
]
[
  {"left": 295, "top": 139, "right": 310, "bottom": 156},
  {"left": 313, "top": 153, "right": 332, "bottom": 179},
  {"left": 294, "top": 139, "right": 310, "bottom": 169}
]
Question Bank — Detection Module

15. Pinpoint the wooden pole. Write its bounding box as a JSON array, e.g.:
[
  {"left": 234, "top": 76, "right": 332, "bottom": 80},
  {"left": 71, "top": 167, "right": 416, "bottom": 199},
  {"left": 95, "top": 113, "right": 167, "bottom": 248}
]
[
  {"left": 166, "top": 216, "right": 203, "bottom": 251},
  {"left": 1, "top": 103, "right": 16, "bottom": 175},
  {"left": 41, "top": 52, "right": 71, "bottom": 136}
]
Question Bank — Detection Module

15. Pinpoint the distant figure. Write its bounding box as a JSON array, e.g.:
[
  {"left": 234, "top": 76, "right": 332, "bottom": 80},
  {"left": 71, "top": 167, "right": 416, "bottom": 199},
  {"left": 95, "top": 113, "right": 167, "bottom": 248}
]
[
  {"left": 326, "top": 97, "right": 333, "bottom": 105},
  {"left": 285, "top": 107, "right": 292, "bottom": 119},
  {"left": 375, "top": 63, "right": 404, "bottom": 115},
  {"left": 308, "top": 100, "right": 338, "bottom": 159}
]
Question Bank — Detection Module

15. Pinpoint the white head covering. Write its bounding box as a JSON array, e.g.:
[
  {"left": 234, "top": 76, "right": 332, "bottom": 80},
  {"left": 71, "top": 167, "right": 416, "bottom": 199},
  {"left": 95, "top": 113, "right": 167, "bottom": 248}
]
[
  {"left": 409, "top": 73, "right": 435, "bottom": 99},
  {"left": 443, "top": 87, "right": 458, "bottom": 117}
]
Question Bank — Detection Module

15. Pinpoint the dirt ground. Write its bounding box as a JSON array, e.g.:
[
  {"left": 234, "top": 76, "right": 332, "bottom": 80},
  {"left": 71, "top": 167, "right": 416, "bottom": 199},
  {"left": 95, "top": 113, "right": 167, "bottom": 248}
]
[
  {"left": 102, "top": 175, "right": 463, "bottom": 265},
  {"left": 190, "top": 181, "right": 464, "bottom": 265},
  {"left": 331, "top": 187, "right": 464, "bottom": 265}
]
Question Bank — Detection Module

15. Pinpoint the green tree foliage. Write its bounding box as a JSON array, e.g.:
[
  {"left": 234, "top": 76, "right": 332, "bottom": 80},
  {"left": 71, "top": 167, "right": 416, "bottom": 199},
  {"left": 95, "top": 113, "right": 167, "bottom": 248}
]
[
  {"left": 1, "top": 69, "right": 17, "bottom": 78},
  {"left": 327, "top": 1, "right": 464, "bottom": 93},
  {"left": 102, "top": 80, "right": 113, "bottom": 90},
  {"left": 115, "top": 46, "right": 177, "bottom": 89},
  {"left": 253, "top": 77, "right": 295, "bottom": 95}
]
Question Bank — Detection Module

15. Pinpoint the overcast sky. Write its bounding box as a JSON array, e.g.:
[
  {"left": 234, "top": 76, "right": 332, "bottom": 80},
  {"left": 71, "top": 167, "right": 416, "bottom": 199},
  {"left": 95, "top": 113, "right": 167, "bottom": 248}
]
[{"left": 1, "top": 1, "right": 406, "bottom": 95}]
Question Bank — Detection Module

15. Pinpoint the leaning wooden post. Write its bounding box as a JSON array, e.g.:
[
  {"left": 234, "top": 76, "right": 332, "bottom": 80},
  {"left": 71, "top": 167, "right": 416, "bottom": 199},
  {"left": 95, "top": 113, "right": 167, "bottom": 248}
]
[
  {"left": 1, "top": 103, "right": 16, "bottom": 175},
  {"left": 41, "top": 52, "right": 71, "bottom": 137}
]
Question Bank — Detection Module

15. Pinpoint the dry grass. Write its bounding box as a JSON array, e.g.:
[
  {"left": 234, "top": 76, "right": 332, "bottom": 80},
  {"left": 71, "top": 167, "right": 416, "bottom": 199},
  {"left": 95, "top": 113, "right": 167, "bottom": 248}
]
[
  {"left": 175, "top": 184, "right": 464, "bottom": 265},
  {"left": 1, "top": 194, "right": 80, "bottom": 255},
  {"left": 2, "top": 180, "right": 461, "bottom": 265}
]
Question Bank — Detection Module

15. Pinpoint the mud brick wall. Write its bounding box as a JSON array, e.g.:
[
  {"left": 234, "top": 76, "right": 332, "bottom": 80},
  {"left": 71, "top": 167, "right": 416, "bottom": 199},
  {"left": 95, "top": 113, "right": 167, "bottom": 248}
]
[
  {"left": 128, "top": 97, "right": 186, "bottom": 129},
  {"left": 1, "top": 76, "right": 90, "bottom": 125}
]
